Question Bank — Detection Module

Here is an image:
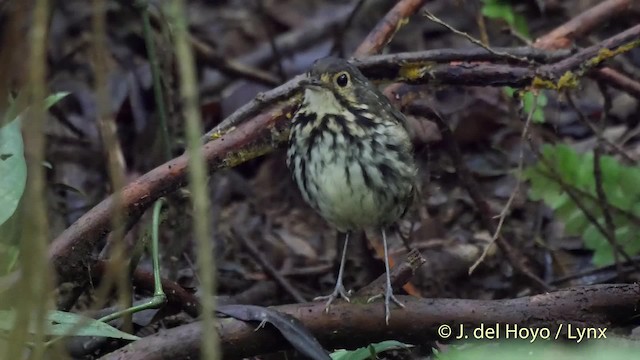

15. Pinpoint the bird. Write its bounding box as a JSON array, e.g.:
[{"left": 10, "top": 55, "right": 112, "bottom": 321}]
[{"left": 286, "top": 57, "right": 417, "bottom": 324}]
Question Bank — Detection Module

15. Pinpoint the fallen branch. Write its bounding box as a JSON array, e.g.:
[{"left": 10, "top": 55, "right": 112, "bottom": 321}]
[{"left": 99, "top": 283, "right": 640, "bottom": 360}]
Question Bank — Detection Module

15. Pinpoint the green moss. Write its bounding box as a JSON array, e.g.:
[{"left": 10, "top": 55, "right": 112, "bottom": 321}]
[
  {"left": 531, "top": 77, "right": 556, "bottom": 90},
  {"left": 556, "top": 71, "right": 579, "bottom": 90},
  {"left": 222, "top": 145, "right": 272, "bottom": 168},
  {"left": 399, "top": 62, "right": 436, "bottom": 81},
  {"left": 587, "top": 40, "right": 640, "bottom": 69}
]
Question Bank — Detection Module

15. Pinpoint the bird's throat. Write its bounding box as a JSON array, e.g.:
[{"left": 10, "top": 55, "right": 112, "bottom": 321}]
[{"left": 303, "top": 88, "right": 343, "bottom": 117}]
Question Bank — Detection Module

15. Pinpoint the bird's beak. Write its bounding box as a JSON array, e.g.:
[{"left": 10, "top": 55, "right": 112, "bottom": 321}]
[{"left": 300, "top": 77, "right": 323, "bottom": 89}]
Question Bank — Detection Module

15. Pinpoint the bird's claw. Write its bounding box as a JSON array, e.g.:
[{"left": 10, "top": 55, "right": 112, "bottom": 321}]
[
  {"left": 367, "top": 286, "right": 405, "bottom": 324},
  {"left": 314, "top": 285, "right": 351, "bottom": 312}
]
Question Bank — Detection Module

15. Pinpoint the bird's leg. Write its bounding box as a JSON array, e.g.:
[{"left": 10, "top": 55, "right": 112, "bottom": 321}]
[
  {"left": 314, "top": 232, "right": 351, "bottom": 311},
  {"left": 367, "top": 229, "right": 404, "bottom": 324}
]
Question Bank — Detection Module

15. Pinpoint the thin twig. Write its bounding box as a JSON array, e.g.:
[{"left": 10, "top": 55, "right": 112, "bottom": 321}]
[
  {"left": 410, "top": 104, "right": 550, "bottom": 290},
  {"left": 136, "top": 0, "right": 172, "bottom": 161},
  {"left": 199, "top": 5, "right": 354, "bottom": 96},
  {"left": 423, "top": 9, "right": 533, "bottom": 64},
  {"left": 593, "top": 85, "right": 621, "bottom": 274},
  {"left": 568, "top": 97, "right": 636, "bottom": 164},
  {"left": 591, "top": 67, "right": 640, "bottom": 102},
  {"left": 551, "top": 255, "right": 640, "bottom": 285},
  {"left": 190, "top": 36, "right": 280, "bottom": 87},
  {"left": 256, "top": 0, "right": 286, "bottom": 82},
  {"left": 566, "top": 91, "right": 626, "bottom": 275},
  {"left": 469, "top": 92, "right": 537, "bottom": 274},
  {"left": 234, "top": 230, "right": 307, "bottom": 303},
  {"left": 330, "top": 0, "right": 367, "bottom": 57}
]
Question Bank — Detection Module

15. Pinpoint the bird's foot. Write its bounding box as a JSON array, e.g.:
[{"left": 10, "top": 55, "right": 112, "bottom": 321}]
[
  {"left": 314, "top": 284, "right": 351, "bottom": 312},
  {"left": 367, "top": 286, "right": 405, "bottom": 324}
]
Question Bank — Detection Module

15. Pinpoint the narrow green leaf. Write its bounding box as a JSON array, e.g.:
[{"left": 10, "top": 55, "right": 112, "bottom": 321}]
[
  {"left": 47, "top": 311, "right": 139, "bottom": 340},
  {"left": 0, "top": 309, "right": 139, "bottom": 340},
  {"left": 44, "top": 92, "right": 70, "bottom": 109}
]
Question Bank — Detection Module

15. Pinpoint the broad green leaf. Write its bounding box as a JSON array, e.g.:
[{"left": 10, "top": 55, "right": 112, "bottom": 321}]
[
  {"left": 0, "top": 91, "right": 69, "bottom": 229},
  {"left": 0, "top": 118, "right": 27, "bottom": 227}
]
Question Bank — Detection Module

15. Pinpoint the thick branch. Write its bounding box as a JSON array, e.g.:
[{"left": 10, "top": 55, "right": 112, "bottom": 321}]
[
  {"left": 532, "top": 0, "right": 640, "bottom": 99},
  {"left": 209, "top": 46, "right": 572, "bottom": 137},
  {"left": 353, "top": 0, "right": 427, "bottom": 56},
  {"left": 99, "top": 284, "right": 640, "bottom": 360},
  {"left": 534, "top": 0, "right": 633, "bottom": 50}
]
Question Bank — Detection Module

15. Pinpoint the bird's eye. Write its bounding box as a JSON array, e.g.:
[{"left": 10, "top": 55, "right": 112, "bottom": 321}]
[{"left": 335, "top": 72, "right": 349, "bottom": 87}]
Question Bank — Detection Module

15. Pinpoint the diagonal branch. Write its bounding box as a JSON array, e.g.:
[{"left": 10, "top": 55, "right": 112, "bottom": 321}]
[
  {"left": 47, "top": 0, "right": 430, "bottom": 284},
  {"left": 44, "top": 5, "right": 640, "bottom": 285}
]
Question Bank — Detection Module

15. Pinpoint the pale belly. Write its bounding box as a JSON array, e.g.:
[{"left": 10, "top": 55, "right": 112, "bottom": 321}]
[
  {"left": 287, "top": 107, "right": 416, "bottom": 232},
  {"left": 303, "top": 146, "right": 411, "bottom": 232},
  {"left": 313, "top": 160, "right": 385, "bottom": 231}
]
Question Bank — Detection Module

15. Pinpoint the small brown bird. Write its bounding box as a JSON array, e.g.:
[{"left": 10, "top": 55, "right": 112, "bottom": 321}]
[{"left": 286, "top": 57, "right": 417, "bottom": 324}]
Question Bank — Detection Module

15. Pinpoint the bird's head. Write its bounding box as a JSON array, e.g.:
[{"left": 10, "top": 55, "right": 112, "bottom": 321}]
[{"left": 299, "top": 57, "right": 374, "bottom": 112}]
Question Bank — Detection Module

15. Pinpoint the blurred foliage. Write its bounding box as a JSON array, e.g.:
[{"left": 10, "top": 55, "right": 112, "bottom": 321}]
[
  {"left": 480, "top": 0, "right": 530, "bottom": 37},
  {"left": 0, "top": 92, "right": 68, "bottom": 274},
  {"left": 330, "top": 340, "right": 412, "bottom": 360},
  {"left": 524, "top": 144, "right": 640, "bottom": 266},
  {"left": 481, "top": 1, "right": 548, "bottom": 123},
  {"left": 0, "top": 309, "right": 139, "bottom": 341},
  {"left": 504, "top": 87, "right": 548, "bottom": 123},
  {"left": 436, "top": 340, "right": 640, "bottom": 360}
]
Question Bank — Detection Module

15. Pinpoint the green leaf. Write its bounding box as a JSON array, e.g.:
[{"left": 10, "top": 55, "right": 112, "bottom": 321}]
[
  {"left": 0, "top": 309, "right": 139, "bottom": 341},
  {"left": 481, "top": 0, "right": 530, "bottom": 38},
  {"left": 47, "top": 311, "right": 139, "bottom": 340},
  {"left": 502, "top": 89, "right": 547, "bottom": 123},
  {"left": 331, "top": 341, "right": 411, "bottom": 360},
  {"left": 435, "top": 340, "right": 640, "bottom": 360},
  {"left": 44, "top": 92, "right": 70, "bottom": 109},
  {"left": 0, "top": 118, "right": 27, "bottom": 227},
  {"left": 524, "top": 144, "right": 640, "bottom": 266},
  {"left": 481, "top": 3, "right": 510, "bottom": 20},
  {"left": 0, "top": 308, "right": 17, "bottom": 330},
  {"left": 0, "top": 91, "right": 68, "bottom": 229}
]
